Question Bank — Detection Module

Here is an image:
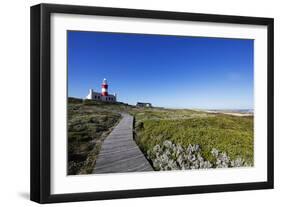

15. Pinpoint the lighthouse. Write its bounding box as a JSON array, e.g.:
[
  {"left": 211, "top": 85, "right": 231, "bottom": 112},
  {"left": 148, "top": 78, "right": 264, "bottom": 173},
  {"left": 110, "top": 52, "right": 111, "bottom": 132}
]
[
  {"left": 85, "top": 78, "right": 117, "bottom": 102},
  {"left": 101, "top": 78, "right": 108, "bottom": 96}
]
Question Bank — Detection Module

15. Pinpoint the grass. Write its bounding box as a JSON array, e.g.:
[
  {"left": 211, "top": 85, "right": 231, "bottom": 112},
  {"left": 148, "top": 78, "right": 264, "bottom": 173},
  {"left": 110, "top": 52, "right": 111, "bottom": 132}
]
[
  {"left": 67, "top": 98, "right": 121, "bottom": 175},
  {"left": 133, "top": 108, "right": 254, "bottom": 165},
  {"left": 67, "top": 97, "right": 254, "bottom": 174}
]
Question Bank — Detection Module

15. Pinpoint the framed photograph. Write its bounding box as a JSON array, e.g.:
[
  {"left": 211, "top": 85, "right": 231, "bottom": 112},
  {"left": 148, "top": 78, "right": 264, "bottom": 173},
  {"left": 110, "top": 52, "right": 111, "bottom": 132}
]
[{"left": 30, "top": 3, "right": 274, "bottom": 203}]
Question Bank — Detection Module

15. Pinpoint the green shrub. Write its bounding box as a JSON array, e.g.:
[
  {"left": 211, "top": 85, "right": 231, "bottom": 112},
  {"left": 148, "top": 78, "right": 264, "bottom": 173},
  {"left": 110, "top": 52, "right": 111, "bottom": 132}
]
[
  {"left": 135, "top": 111, "right": 254, "bottom": 166},
  {"left": 67, "top": 100, "right": 121, "bottom": 175}
]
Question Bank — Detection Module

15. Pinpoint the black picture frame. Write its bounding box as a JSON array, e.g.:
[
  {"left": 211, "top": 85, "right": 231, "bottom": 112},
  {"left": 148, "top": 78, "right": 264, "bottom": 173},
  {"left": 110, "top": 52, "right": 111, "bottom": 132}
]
[{"left": 30, "top": 3, "right": 274, "bottom": 204}]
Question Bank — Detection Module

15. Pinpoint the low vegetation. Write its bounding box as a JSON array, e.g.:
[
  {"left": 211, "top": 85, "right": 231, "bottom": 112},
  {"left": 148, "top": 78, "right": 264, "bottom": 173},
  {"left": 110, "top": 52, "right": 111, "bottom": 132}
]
[
  {"left": 67, "top": 98, "right": 121, "bottom": 175},
  {"left": 147, "top": 140, "right": 251, "bottom": 171},
  {"left": 133, "top": 108, "right": 254, "bottom": 169},
  {"left": 67, "top": 97, "right": 254, "bottom": 174}
]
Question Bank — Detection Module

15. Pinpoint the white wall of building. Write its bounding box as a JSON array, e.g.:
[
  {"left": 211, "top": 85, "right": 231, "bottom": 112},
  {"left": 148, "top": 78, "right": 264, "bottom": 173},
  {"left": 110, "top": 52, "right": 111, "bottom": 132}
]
[{"left": 86, "top": 89, "right": 116, "bottom": 102}]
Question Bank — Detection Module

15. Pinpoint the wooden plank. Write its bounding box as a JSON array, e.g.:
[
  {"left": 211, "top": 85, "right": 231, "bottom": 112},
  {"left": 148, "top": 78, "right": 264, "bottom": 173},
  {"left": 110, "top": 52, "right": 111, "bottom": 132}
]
[
  {"left": 93, "top": 113, "right": 153, "bottom": 174},
  {"left": 96, "top": 151, "right": 145, "bottom": 166},
  {"left": 94, "top": 156, "right": 152, "bottom": 173}
]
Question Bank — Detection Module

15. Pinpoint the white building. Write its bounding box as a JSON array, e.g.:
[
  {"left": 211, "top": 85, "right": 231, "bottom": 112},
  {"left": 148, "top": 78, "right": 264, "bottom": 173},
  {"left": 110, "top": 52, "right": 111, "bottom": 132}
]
[
  {"left": 85, "top": 78, "right": 117, "bottom": 102},
  {"left": 136, "top": 102, "right": 152, "bottom": 107}
]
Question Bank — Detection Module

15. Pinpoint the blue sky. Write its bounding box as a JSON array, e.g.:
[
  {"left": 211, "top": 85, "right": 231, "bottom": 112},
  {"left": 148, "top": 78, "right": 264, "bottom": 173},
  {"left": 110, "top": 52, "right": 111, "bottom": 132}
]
[{"left": 68, "top": 31, "right": 253, "bottom": 109}]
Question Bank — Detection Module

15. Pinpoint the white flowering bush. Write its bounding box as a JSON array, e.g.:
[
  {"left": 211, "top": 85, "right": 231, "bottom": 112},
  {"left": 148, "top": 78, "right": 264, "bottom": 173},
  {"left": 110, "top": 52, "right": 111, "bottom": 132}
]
[
  {"left": 147, "top": 140, "right": 212, "bottom": 170},
  {"left": 211, "top": 148, "right": 252, "bottom": 168},
  {"left": 147, "top": 140, "right": 252, "bottom": 171}
]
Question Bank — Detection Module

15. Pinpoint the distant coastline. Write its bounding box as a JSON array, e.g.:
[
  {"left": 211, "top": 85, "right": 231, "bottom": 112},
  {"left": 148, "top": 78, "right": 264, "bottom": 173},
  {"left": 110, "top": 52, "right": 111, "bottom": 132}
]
[
  {"left": 68, "top": 97, "right": 254, "bottom": 117},
  {"left": 204, "top": 109, "right": 254, "bottom": 117}
]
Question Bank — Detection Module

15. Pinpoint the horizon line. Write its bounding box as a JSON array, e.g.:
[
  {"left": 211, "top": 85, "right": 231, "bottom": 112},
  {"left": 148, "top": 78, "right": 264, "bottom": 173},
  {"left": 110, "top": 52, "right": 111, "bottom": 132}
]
[{"left": 68, "top": 96, "right": 253, "bottom": 110}]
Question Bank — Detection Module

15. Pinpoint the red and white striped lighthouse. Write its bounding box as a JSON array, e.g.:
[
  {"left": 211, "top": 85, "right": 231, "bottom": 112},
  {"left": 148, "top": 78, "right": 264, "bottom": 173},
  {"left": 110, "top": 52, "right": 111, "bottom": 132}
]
[{"left": 101, "top": 78, "right": 108, "bottom": 96}]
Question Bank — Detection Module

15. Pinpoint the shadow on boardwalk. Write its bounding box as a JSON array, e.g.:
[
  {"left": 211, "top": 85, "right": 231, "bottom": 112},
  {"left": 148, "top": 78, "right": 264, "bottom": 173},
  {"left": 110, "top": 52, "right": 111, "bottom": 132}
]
[{"left": 93, "top": 113, "right": 153, "bottom": 174}]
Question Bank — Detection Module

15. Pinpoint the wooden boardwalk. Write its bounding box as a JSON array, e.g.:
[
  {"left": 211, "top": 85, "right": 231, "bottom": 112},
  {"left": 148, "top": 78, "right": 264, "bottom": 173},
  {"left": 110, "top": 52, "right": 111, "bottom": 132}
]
[{"left": 93, "top": 113, "right": 153, "bottom": 174}]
